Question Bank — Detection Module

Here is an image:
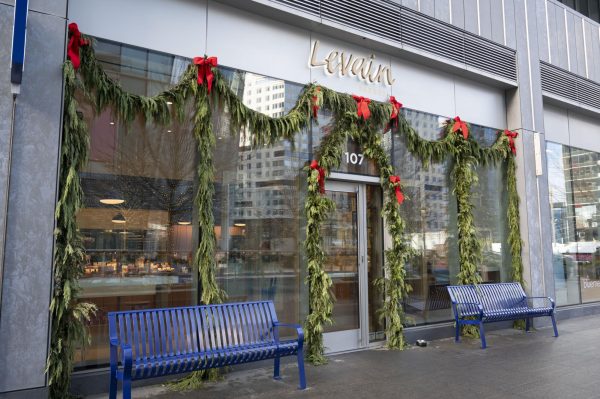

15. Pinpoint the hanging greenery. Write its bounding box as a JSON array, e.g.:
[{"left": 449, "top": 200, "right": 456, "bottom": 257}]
[
  {"left": 304, "top": 160, "right": 335, "bottom": 364},
  {"left": 47, "top": 60, "right": 97, "bottom": 399},
  {"left": 51, "top": 26, "right": 527, "bottom": 397}
]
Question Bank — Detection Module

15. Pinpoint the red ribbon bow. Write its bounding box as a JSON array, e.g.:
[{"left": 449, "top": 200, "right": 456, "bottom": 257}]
[
  {"left": 504, "top": 130, "right": 519, "bottom": 155},
  {"left": 389, "top": 96, "right": 402, "bottom": 120},
  {"left": 67, "top": 23, "right": 88, "bottom": 70},
  {"left": 310, "top": 160, "right": 326, "bottom": 194},
  {"left": 193, "top": 56, "right": 218, "bottom": 93},
  {"left": 312, "top": 87, "right": 321, "bottom": 118},
  {"left": 352, "top": 95, "right": 371, "bottom": 121},
  {"left": 452, "top": 116, "right": 469, "bottom": 139},
  {"left": 387, "top": 96, "right": 403, "bottom": 132},
  {"left": 389, "top": 175, "right": 404, "bottom": 204}
]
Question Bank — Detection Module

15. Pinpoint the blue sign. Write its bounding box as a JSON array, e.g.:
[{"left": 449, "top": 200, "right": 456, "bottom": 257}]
[{"left": 11, "top": 0, "right": 29, "bottom": 85}]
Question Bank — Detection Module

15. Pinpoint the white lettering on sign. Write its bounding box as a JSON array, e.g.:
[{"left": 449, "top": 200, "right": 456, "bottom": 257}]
[
  {"left": 309, "top": 40, "right": 395, "bottom": 86},
  {"left": 344, "top": 152, "right": 364, "bottom": 165}
]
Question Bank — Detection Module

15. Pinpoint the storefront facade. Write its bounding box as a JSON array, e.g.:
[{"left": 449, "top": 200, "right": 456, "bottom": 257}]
[{"left": 1, "top": 0, "right": 600, "bottom": 397}]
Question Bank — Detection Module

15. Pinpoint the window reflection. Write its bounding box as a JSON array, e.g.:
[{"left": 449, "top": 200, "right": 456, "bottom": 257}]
[
  {"left": 548, "top": 142, "right": 600, "bottom": 306},
  {"left": 76, "top": 40, "right": 195, "bottom": 368},
  {"left": 311, "top": 109, "right": 379, "bottom": 176},
  {"left": 212, "top": 69, "right": 309, "bottom": 327},
  {"left": 393, "top": 110, "right": 456, "bottom": 325},
  {"left": 470, "top": 125, "right": 511, "bottom": 283},
  {"left": 393, "top": 110, "right": 509, "bottom": 325}
]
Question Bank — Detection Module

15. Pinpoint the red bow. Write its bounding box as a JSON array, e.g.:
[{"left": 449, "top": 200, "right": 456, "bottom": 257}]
[
  {"left": 390, "top": 96, "right": 402, "bottom": 120},
  {"left": 312, "top": 87, "right": 321, "bottom": 118},
  {"left": 452, "top": 116, "right": 469, "bottom": 139},
  {"left": 387, "top": 96, "right": 403, "bottom": 132},
  {"left": 504, "top": 130, "right": 519, "bottom": 155},
  {"left": 310, "top": 160, "right": 326, "bottom": 194},
  {"left": 389, "top": 175, "right": 404, "bottom": 204},
  {"left": 193, "top": 56, "right": 218, "bottom": 93},
  {"left": 67, "top": 23, "right": 88, "bottom": 70},
  {"left": 352, "top": 95, "right": 371, "bottom": 121}
]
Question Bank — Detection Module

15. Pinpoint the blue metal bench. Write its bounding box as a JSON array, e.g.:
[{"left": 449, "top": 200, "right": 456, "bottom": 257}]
[
  {"left": 108, "top": 300, "right": 306, "bottom": 399},
  {"left": 447, "top": 282, "right": 558, "bottom": 349}
]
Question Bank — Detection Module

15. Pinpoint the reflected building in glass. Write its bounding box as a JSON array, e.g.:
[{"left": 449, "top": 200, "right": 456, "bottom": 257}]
[{"left": 548, "top": 143, "right": 600, "bottom": 306}]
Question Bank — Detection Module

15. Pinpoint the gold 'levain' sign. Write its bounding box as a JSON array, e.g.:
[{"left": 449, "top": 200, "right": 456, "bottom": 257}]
[{"left": 308, "top": 40, "right": 395, "bottom": 86}]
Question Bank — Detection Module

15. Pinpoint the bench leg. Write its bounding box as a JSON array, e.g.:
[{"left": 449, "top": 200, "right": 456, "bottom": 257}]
[
  {"left": 479, "top": 322, "right": 487, "bottom": 349},
  {"left": 109, "top": 368, "right": 117, "bottom": 399},
  {"left": 551, "top": 314, "right": 559, "bottom": 337},
  {"left": 123, "top": 376, "right": 132, "bottom": 399},
  {"left": 297, "top": 348, "right": 306, "bottom": 390},
  {"left": 273, "top": 355, "right": 281, "bottom": 380},
  {"left": 455, "top": 322, "right": 460, "bottom": 342}
]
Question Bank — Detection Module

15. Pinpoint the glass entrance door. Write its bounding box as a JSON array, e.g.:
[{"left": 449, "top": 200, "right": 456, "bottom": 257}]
[{"left": 322, "top": 181, "right": 384, "bottom": 352}]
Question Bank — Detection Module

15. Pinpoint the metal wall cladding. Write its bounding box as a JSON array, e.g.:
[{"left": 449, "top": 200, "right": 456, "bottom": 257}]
[
  {"left": 269, "top": 0, "right": 517, "bottom": 83},
  {"left": 541, "top": 61, "right": 600, "bottom": 110}
]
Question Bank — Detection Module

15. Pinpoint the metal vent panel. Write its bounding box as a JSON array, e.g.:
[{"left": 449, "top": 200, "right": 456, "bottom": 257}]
[
  {"left": 464, "top": 37, "right": 517, "bottom": 81},
  {"left": 269, "top": 0, "right": 517, "bottom": 83},
  {"left": 319, "top": 0, "right": 401, "bottom": 42},
  {"left": 540, "top": 61, "right": 600, "bottom": 109},
  {"left": 271, "top": 0, "right": 320, "bottom": 16},
  {"left": 400, "top": 9, "right": 465, "bottom": 64}
]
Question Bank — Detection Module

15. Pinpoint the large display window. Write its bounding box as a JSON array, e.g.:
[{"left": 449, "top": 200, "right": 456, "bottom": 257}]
[
  {"left": 74, "top": 38, "right": 512, "bottom": 368},
  {"left": 75, "top": 40, "right": 309, "bottom": 368},
  {"left": 547, "top": 142, "right": 600, "bottom": 306},
  {"left": 392, "top": 109, "right": 511, "bottom": 325}
]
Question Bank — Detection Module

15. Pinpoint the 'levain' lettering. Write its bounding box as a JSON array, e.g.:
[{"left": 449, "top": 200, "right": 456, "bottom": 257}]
[{"left": 308, "top": 40, "right": 394, "bottom": 86}]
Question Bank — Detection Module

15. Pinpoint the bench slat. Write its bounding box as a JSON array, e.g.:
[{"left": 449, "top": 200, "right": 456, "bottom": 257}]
[{"left": 227, "top": 305, "right": 239, "bottom": 348}]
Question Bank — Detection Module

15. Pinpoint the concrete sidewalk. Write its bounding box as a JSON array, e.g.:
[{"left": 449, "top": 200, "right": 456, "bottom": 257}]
[{"left": 96, "top": 315, "right": 600, "bottom": 399}]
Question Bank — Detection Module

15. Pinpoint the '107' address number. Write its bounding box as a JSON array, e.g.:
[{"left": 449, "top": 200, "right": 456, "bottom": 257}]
[{"left": 344, "top": 152, "right": 364, "bottom": 165}]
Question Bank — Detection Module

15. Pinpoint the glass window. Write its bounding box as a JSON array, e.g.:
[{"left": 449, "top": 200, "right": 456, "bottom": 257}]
[
  {"left": 392, "top": 109, "right": 510, "bottom": 326},
  {"left": 547, "top": 142, "right": 600, "bottom": 306},
  {"left": 212, "top": 68, "right": 309, "bottom": 328},
  {"left": 311, "top": 109, "right": 379, "bottom": 176},
  {"left": 470, "top": 124, "right": 512, "bottom": 284},
  {"left": 557, "top": 0, "right": 600, "bottom": 23},
  {"left": 76, "top": 40, "right": 195, "bottom": 368}
]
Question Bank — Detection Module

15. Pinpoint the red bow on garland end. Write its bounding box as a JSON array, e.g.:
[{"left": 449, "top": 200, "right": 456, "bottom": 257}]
[
  {"left": 504, "top": 129, "right": 519, "bottom": 155},
  {"left": 310, "top": 160, "right": 326, "bottom": 194},
  {"left": 452, "top": 116, "right": 469, "bottom": 139},
  {"left": 193, "top": 56, "right": 218, "bottom": 93},
  {"left": 389, "top": 175, "right": 404, "bottom": 204},
  {"left": 387, "top": 96, "right": 403, "bottom": 132},
  {"left": 67, "top": 23, "right": 88, "bottom": 70},
  {"left": 352, "top": 95, "right": 371, "bottom": 121}
]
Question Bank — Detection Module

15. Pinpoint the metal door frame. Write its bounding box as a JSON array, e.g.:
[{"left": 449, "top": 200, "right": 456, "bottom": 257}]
[{"left": 322, "top": 179, "right": 370, "bottom": 351}]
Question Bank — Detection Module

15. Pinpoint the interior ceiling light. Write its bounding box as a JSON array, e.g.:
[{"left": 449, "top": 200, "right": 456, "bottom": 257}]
[
  {"left": 111, "top": 213, "right": 126, "bottom": 224},
  {"left": 234, "top": 223, "right": 246, "bottom": 227},
  {"left": 100, "top": 198, "right": 125, "bottom": 205},
  {"left": 177, "top": 220, "right": 191, "bottom": 225}
]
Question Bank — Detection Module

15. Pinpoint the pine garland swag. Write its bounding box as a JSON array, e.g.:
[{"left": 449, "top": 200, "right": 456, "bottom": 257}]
[
  {"left": 47, "top": 61, "right": 97, "bottom": 398},
  {"left": 51, "top": 29, "right": 528, "bottom": 396}
]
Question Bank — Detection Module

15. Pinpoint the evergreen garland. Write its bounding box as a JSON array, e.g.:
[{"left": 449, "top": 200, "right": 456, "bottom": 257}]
[
  {"left": 304, "top": 166, "right": 335, "bottom": 364},
  {"left": 51, "top": 33, "right": 528, "bottom": 396},
  {"left": 47, "top": 62, "right": 97, "bottom": 398}
]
